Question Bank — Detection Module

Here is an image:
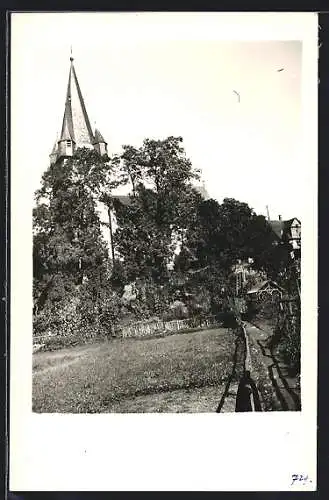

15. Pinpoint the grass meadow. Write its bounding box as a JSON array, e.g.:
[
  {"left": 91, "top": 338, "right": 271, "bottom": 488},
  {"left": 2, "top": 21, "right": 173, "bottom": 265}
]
[{"left": 33, "top": 327, "right": 244, "bottom": 413}]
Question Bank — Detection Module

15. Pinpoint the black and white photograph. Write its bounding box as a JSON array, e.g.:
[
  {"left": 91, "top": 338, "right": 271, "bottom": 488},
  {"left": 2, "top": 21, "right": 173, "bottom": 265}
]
[
  {"left": 10, "top": 12, "right": 317, "bottom": 491},
  {"left": 32, "top": 18, "right": 302, "bottom": 413}
]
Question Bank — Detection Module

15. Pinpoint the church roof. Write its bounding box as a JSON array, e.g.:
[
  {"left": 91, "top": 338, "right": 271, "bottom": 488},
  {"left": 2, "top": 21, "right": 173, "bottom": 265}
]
[
  {"left": 60, "top": 119, "right": 74, "bottom": 142},
  {"left": 59, "top": 58, "right": 95, "bottom": 147},
  {"left": 50, "top": 137, "right": 58, "bottom": 155},
  {"left": 94, "top": 128, "right": 107, "bottom": 144}
]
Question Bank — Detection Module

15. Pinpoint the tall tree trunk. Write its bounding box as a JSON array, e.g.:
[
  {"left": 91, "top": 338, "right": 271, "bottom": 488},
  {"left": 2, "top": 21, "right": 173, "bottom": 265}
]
[{"left": 108, "top": 207, "right": 115, "bottom": 262}]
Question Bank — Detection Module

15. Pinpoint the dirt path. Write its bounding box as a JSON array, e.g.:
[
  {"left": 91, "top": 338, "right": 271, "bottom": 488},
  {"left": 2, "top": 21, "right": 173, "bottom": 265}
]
[
  {"left": 107, "top": 384, "right": 238, "bottom": 413},
  {"left": 244, "top": 322, "right": 301, "bottom": 411},
  {"left": 32, "top": 343, "right": 104, "bottom": 374}
]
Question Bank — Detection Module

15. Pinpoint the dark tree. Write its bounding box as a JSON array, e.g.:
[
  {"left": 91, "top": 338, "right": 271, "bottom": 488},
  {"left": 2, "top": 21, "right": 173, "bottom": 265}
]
[
  {"left": 113, "top": 137, "right": 201, "bottom": 284},
  {"left": 33, "top": 148, "right": 120, "bottom": 338}
]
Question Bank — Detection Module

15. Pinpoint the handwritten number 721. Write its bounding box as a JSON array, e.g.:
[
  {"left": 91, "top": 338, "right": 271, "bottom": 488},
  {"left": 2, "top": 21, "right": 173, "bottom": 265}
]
[{"left": 291, "top": 474, "right": 312, "bottom": 486}]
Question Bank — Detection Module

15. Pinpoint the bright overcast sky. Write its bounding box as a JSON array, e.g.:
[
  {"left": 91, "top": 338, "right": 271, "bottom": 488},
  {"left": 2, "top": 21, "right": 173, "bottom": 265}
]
[{"left": 11, "top": 12, "right": 317, "bottom": 221}]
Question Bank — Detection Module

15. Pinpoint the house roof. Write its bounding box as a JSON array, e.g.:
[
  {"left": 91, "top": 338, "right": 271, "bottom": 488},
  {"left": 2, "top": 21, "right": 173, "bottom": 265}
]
[
  {"left": 247, "top": 280, "right": 284, "bottom": 294},
  {"left": 112, "top": 195, "right": 133, "bottom": 206},
  {"left": 286, "top": 217, "right": 301, "bottom": 228},
  {"left": 269, "top": 220, "right": 285, "bottom": 239},
  {"left": 269, "top": 218, "right": 300, "bottom": 240}
]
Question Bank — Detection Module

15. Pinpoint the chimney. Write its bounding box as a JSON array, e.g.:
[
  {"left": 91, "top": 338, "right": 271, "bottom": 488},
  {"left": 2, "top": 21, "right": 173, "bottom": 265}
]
[{"left": 278, "top": 215, "right": 282, "bottom": 221}]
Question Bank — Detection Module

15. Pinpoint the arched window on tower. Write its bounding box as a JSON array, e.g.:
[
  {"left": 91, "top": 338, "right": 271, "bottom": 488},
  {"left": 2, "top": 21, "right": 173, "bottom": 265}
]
[{"left": 66, "top": 140, "right": 71, "bottom": 148}]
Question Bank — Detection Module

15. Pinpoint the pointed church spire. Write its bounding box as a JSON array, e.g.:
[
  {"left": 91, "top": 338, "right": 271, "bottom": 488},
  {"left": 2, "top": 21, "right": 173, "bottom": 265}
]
[
  {"left": 49, "top": 134, "right": 59, "bottom": 165},
  {"left": 94, "top": 128, "right": 106, "bottom": 144},
  {"left": 57, "top": 55, "right": 96, "bottom": 159},
  {"left": 93, "top": 128, "right": 108, "bottom": 156},
  {"left": 51, "top": 137, "right": 57, "bottom": 154},
  {"left": 51, "top": 55, "right": 108, "bottom": 164}
]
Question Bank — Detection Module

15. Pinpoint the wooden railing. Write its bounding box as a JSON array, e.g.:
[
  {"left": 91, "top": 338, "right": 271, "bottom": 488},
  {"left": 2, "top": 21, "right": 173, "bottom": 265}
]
[
  {"left": 113, "top": 315, "right": 223, "bottom": 338},
  {"left": 32, "top": 314, "right": 225, "bottom": 348}
]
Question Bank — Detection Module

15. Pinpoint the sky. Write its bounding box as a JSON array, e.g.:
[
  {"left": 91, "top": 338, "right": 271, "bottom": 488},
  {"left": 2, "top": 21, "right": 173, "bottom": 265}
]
[{"left": 11, "top": 13, "right": 314, "bottom": 220}]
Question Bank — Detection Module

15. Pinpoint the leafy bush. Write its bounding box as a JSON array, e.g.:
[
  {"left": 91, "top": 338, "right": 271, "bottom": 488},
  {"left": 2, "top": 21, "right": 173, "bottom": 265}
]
[
  {"left": 278, "top": 320, "right": 301, "bottom": 376},
  {"left": 221, "top": 311, "right": 239, "bottom": 329},
  {"left": 34, "top": 294, "right": 79, "bottom": 337},
  {"left": 33, "top": 273, "right": 122, "bottom": 349}
]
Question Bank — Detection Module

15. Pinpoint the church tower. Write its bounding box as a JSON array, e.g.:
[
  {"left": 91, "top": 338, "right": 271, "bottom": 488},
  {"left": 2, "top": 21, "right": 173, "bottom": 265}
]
[
  {"left": 50, "top": 55, "right": 108, "bottom": 165},
  {"left": 49, "top": 55, "right": 111, "bottom": 251}
]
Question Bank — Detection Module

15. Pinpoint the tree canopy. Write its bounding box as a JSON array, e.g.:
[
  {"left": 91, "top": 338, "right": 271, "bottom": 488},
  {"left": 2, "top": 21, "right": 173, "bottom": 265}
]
[
  {"left": 33, "top": 148, "right": 121, "bottom": 338},
  {"left": 33, "top": 137, "right": 298, "bottom": 340},
  {"left": 112, "top": 136, "right": 202, "bottom": 284}
]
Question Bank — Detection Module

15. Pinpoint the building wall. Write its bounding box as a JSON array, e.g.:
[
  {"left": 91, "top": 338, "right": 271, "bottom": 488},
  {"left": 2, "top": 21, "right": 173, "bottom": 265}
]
[
  {"left": 95, "top": 200, "right": 111, "bottom": 248},
  {"left": 290, "top": 219, "right": 301, "bottom": 248},
  {"left": 94, "top": 142, "right": 107, "bottom": 156}
]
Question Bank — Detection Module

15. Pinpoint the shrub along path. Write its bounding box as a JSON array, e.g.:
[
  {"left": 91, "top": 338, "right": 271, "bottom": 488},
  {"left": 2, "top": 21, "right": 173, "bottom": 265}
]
[
  {"left": 33, "top": 327, "right": 244, "bottom": 413},
  {"left": 244, "top": 322, "right": 301, "bottom": 411}
]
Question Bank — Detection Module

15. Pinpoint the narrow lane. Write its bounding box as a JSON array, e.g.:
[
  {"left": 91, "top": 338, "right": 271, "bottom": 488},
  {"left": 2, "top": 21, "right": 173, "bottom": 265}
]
[{"left": 244, "top": 322, "right": 301, "bottom": 411}]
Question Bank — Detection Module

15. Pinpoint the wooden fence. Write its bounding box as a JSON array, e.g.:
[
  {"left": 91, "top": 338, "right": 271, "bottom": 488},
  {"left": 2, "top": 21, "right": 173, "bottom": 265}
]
[
  {"left": 113, "top": 315, "right": 223, "bottom": 338},
  {"left": 33, "top": 315, "right": 224, "bottom": 348}
]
